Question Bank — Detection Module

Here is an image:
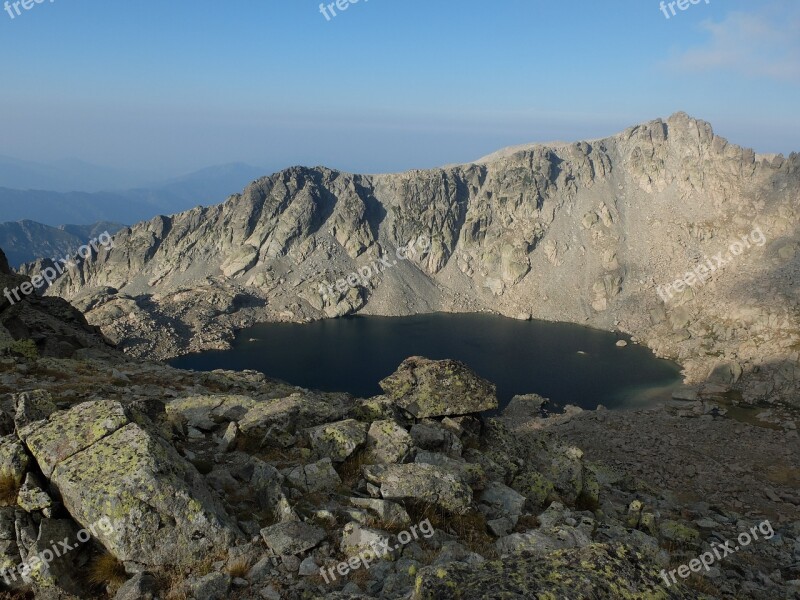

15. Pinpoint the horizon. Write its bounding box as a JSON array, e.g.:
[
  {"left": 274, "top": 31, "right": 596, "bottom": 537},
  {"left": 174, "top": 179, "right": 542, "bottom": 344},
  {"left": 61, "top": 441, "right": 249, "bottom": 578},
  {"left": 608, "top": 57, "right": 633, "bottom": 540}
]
[{"left": 0, "top": 0, "right": 798, "bottom": 179}]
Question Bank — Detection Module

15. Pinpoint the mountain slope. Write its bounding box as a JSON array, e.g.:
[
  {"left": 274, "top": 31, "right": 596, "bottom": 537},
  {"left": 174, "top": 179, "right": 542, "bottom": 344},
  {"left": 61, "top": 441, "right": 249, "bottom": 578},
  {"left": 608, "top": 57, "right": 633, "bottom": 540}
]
[{"left": 44, "top": 113, "right": 800, "bottom": 405}]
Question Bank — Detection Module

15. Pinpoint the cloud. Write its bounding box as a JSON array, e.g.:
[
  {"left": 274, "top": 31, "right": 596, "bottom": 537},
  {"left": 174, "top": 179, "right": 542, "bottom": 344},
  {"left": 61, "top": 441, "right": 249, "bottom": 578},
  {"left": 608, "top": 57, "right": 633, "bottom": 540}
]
[{"left": 671, "top": 6, "right": 800, "bottom": 82}]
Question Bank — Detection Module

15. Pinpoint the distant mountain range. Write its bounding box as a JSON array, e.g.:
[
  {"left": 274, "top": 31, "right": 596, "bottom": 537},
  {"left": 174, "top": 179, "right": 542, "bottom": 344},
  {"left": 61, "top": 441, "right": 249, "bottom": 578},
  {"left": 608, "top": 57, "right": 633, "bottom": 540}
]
[
  {"left": 0, "top": 220, "right": 127, "bottom": 267},
  {"left": 0, "top": 161, "right": 268, "bottom": 226}
]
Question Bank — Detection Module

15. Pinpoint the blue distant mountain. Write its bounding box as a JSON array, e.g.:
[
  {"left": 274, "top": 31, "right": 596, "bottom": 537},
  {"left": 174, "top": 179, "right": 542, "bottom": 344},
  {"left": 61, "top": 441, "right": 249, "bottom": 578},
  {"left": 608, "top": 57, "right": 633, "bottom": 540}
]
[{"left": 0, "top": 160, "right": 268, "bottom": 226}]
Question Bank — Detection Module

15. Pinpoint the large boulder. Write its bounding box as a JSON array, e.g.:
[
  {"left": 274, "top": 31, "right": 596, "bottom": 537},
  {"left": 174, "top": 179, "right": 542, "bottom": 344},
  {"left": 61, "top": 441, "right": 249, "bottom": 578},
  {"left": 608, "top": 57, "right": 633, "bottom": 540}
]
[
  {"left": 17, "top": 400, "right": 241, "bottom": 567},
  {"left": 305, "top": 419, "right": 368, "bottom": 463},
  {"left": 379, "top": 357, "right": 498, "bottom": 418},
  {"left": 363, "top": 463, "right": 473, "bottom": 514}
]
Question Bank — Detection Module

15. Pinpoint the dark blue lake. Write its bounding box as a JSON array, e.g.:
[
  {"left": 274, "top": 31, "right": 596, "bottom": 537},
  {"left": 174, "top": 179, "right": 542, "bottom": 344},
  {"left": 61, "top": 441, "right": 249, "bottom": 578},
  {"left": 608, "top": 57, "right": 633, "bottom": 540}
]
[{"left": 169, "top": 313, "right": 682, "bottom": 412}]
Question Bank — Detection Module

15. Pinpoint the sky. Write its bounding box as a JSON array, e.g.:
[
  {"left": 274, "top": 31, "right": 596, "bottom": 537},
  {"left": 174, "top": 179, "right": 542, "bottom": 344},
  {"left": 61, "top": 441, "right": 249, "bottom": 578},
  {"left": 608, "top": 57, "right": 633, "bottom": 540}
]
[{"left": 0, "top": 0, "right": 798, "bottom": 178}]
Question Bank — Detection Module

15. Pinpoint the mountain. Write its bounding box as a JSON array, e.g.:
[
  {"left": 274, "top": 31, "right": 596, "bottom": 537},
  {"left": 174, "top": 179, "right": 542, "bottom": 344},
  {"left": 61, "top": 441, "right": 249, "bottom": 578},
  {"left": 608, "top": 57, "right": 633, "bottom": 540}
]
[
  {"left": 0, "top": 162, "right": 266, "bottom": 226},
  {"left": 0, "top": 220, "right": 126, "bottom": 267},
  {"left": 43, "top": 113, "right": 800, "bottom": 406}
]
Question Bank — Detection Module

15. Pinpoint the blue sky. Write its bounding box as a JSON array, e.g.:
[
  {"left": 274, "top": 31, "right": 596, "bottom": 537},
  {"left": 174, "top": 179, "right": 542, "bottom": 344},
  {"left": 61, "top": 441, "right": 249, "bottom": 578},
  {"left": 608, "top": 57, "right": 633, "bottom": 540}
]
[{"left": 0, "top": 0, "right": 798, "bottom": 176}]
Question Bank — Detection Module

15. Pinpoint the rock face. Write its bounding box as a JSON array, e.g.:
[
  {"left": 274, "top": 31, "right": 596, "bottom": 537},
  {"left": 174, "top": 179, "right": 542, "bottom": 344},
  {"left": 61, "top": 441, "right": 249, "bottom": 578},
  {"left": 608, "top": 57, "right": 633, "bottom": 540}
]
[
  {"left": 379, "top": 356, "right": 498, "bottom": 418},
  {"left": 39, "top": 114, "right": 800, "bottom": 406},
  {"left": 17, "top": 397, "right": 241, "bottom": 567}
]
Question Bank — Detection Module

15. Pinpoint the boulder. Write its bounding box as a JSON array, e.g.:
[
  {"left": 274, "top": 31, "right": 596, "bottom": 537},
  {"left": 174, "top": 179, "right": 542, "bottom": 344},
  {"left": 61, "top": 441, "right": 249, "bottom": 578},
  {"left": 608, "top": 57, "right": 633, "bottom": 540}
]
[
  {"left": 364, "top": 463, "right": 472, "bottom": 514},
  {"left": 19, "top": 400, "right": 129, "bottom": 477},
  {"left": 379, "top": 357, "right": 498, "bottom": 418},
  {"left": 260, "top": 521, "right": 326, "bottom": 556},
  {"left": 0, "top": 436, "right": 29, "bottom": 489},
  {"left": 20, "top": 401, "right": 240, "bottom": 567},
  {"left": 305, "top": 419, "right": 368, "bottom": 463},
  {"left": 13, "top": 390, "right": 57, "bottom": 430},
  {"left": 365, "top": 420, "right": 413, "bottom": 464},
  {"left": 283, "top": 458, "right": 342, "bottom": 494}
]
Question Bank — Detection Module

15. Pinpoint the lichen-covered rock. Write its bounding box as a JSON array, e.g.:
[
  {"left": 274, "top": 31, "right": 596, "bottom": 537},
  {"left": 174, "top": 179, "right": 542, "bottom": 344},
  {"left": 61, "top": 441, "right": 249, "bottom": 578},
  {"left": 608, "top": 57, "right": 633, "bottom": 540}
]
[
  {"left": 166, "top": 395, "right": 256, "bottom": 431},
  {"left": 48, "top": 422, "right": 241, "bottom": 567},
  {"left": 13, "top": 390, "right": 56, "bottom": 430},
  {"left": 16, "top": 473, "right": 52, "bottom": 515},
  {"left": 412, "top": 544, "right": 705, "bottom": 599},
  {"left": 283, "top": 457, "right": 342, "bottom": 494},
  {"left": 305, "top": 419, "right": 368, "bottom": 463},
  {"left": 415, "top": 451, "right": 487, "bottom": 490},
  {"left": 365, "top": 420, "right": 413, "bottom": 464},
  {"left": 0, "top": 435, "right": 29, "bottom": 489},
  {"left": 659, "top": 520, "right": 701, "bottom": 548},
  {"left": 260, "top": 521, "right": 326, "bottom": 556},
  {"left": 340, "top": 521, "right": 388, "bottom": 558},
  {"left": 379, "top": 357, "right": 498, "bottom": 418},
  {"left": 237, "top": 394, "right": 347, "bottom": 446},
  {"left": 364, "top": 463, "right": 473, "bottom": 514},
  {"left": 18, "top": 400, "right": 129, "bottom": 478},
  {"left": 510, "top": 469, "right": 555, "bottom": 509}
]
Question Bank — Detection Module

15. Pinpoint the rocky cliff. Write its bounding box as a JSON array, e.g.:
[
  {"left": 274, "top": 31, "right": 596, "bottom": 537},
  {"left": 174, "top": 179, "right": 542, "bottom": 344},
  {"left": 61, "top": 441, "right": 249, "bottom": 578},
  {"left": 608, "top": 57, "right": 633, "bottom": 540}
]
[{"left": 46, "top": 113, "right": 800, "bottom": 405}]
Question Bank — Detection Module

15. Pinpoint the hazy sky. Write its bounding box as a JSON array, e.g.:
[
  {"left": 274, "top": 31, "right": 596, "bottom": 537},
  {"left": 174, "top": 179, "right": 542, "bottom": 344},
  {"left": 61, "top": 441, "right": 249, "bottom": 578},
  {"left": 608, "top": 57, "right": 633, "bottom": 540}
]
[{"left": 1, "top": 0, "right": 798, "bottom": 176}]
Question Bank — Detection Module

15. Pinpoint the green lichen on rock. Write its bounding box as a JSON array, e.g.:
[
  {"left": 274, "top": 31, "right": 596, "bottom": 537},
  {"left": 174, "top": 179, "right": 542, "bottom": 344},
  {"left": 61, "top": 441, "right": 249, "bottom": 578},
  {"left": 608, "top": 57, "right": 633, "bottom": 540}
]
[
  {"left": 379, "top": 356, "right": 498, "bottom": 418},
  {"left": 511, "top": 469, "right": 555, "bottom": 509},
  {"left": 659, "top": 520, "right": 701, "bottom": 548},
  {"left": 412, "top": 543, "right": 709, "bottom": 599},
  {"left": 7, "top": 339, "right": 38, "bottom": 360},
  {"left": 48, "top": 422, "right": 240, "bottom": 567}
]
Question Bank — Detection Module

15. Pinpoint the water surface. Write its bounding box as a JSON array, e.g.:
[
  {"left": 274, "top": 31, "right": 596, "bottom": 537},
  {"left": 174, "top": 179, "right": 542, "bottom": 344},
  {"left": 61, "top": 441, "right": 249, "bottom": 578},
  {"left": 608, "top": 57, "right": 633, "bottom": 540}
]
[{"left": 170, "top": 313, "right": 682, "bottom": 412}]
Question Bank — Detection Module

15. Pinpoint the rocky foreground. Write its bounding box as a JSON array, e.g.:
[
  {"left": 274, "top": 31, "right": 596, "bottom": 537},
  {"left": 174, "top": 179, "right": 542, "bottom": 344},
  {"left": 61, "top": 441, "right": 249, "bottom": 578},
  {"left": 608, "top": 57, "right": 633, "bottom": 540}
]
[{"left": 1, "top": 249, "right": 799, "bottom": 599}]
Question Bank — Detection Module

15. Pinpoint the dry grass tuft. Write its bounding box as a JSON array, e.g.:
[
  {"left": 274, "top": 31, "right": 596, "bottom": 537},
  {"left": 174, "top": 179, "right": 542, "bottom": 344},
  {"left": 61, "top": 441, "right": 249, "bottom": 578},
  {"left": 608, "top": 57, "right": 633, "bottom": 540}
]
[
  {"left": 0, "top": 473, "right": 20, "bottom": 507},
  {"left": 87, "top": 552, "right": 127, "bottom": 589},
  {"left": 402, "top": 499, "right": 498, "bottom": 558},
  {"left": 226, "top": 556, "right": 252, "bottom": 579}
]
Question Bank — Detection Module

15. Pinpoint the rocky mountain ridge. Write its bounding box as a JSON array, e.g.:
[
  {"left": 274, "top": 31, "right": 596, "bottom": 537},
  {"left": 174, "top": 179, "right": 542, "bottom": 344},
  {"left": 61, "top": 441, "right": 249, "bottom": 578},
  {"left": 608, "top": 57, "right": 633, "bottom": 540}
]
[{"left": 45, "top": 112, "right": 800, "bottom": 406}]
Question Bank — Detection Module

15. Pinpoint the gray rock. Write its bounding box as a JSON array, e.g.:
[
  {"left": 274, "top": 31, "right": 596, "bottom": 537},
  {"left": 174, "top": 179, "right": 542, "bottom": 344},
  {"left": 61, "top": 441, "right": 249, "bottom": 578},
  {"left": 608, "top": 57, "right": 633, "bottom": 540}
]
[
  {"left": 366, "top": 420, "right": 413, "bottom": 464},
  {"left": 188, "top": 572, "right": 231, "bottom": 600},
  {"left": 23, "top": 403, "right": 241, "bottom": 567},
  {"left": 379, "top": 357, "right": 498, "bottom": 418},
  {"left": 364, "top": 463, "right": 473, "bottom": 514},
  {"left": 349, "top": 497, "right": 411, "bottom": 528},
  {"left": 13, "top": 390, "right": 56, "bottom": 430},
  {"left": 283, "top": 457, "right": 342, "bottom": 493},
  {"left": 305, "top": 419, "right": 368, "bottom": 463},
  {"left": 260, "top": 521, "right": 326, "bottom": 556},
  {"left": 114, "top": 573, "right": 158, "bottom": 600},
  {"left": 480, "top": 482, "right": 526, "bottom": 525},
  {"left": 298, "top": 555, "right": 319, "bottom": 576}
]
